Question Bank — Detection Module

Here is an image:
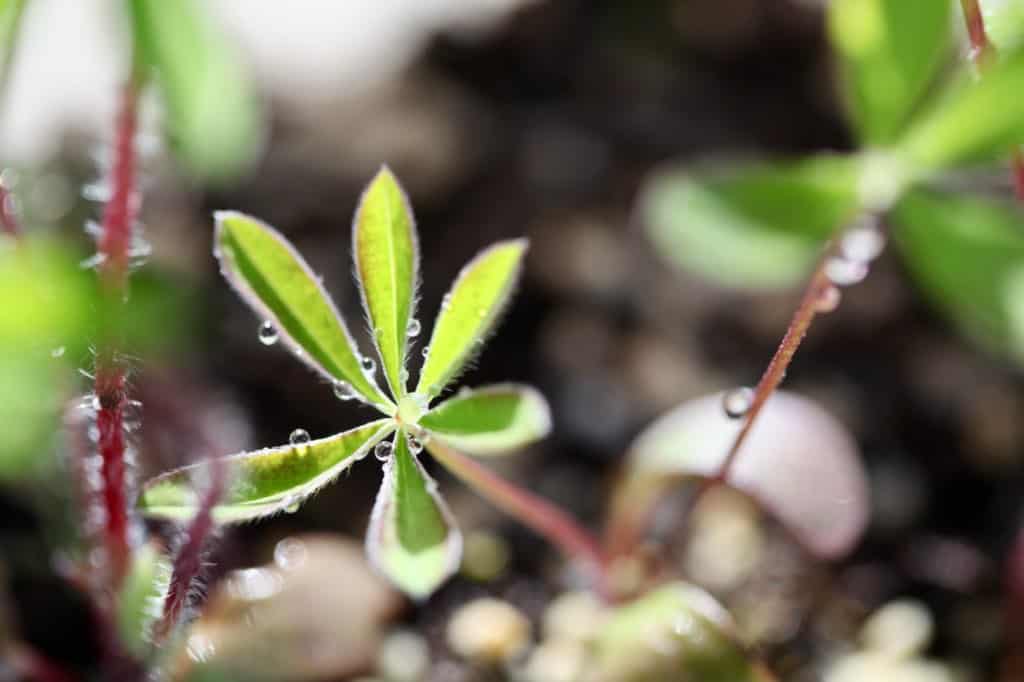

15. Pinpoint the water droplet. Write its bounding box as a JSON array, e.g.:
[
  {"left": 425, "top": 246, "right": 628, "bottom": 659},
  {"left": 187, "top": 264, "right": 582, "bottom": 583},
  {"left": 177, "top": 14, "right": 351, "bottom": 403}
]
[
  {"left": 333, "top": 380, "right": 356, "bottom": 401},
  {"left": 289, "top": 428, "right": 310, "bottom": 446},
  {"left": 51, "top": 346, "right": 65, "bottom": 358},
  {"left": 840, "top": 221, "right": 885, "bottom": 263},
  {"left": 258, "top": 320, "right": 279, "bottom": 345},
  {"left": 814, "top": 285, "right": 842, "bottom": 314},
  {"left": 421, "top": 346, "right": 430, "bottom": 359},
  {"left": 375, "top": 440, "right": 393, "bottom": 461},
  {"left": 274, "top": 537, "right": 308, "bottom": 571},
  {"left": 82, "top": 182, "right": 111, "bottom": 202},
  {"left": 84, "top": 219, "right": 103, "bottom": 238},
  {"left": 722, "top": 387, "right": 754, "bottom": 419},
  {"left": 824, "top": 256, "right": 868, "bottom": 287},
  {"left": 441, "top": 293, "right": 453, "bottom": 311},
  {"left": 408, "top": 434, "right": 423, "bottom": 454},
  {"left": 361, "top": 355, "right": 376, "bottom": 374},
  {"left": 400, "top": 367, "right": 409, "bottom": 384},
  {"left": 283, "top": 497, "right": 301, "bottom": 514},
  {"left": 407, "top": 317, "right": 421, "bottom": 338}
]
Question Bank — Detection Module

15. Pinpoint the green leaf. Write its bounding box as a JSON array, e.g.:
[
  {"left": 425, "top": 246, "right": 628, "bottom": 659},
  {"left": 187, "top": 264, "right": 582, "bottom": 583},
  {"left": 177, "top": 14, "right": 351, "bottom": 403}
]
[
  {"left": 900, "top": 46, "right": 1024, "bottom": 169},
  {"left": 366, "top": 430, "right": 461, "bottom": 598},
  {"left": 127, "top": 0, "right": 262, "bottom": 181},
  {"left": 893, "top": 189, "right": 1024, "bottom": 362},
  {"left": 643, "top": 156, "right": 860, "bottom": 290},
  {"left": 416, "top": 240, "right": 527, "bottom": 398},
  {"left": 590, "top": 582, "right": 757, "bottom": 682},
  {"left": 117, "top": 542, "right": 167, "bottom": 659},
  {"left": 419, "top": 384, "right": 552, "bottom": 456},
  {"left": 0, "top": 0, "right": 27, "bottom": 84},
  {"left": 353, "top": 167, "right": 419, "bottom": 400},
  {"left": 828, "top": 0, "right": 952, "bottom": 144},
  {"left": 982, "top": 0, "right": 1024, "bottom": 52},
  {"left": 140, "top": 419, "right": 394, "bottom": 522},
  {"left": 214, "top": 211, "right": 391, "bottom": 409}
]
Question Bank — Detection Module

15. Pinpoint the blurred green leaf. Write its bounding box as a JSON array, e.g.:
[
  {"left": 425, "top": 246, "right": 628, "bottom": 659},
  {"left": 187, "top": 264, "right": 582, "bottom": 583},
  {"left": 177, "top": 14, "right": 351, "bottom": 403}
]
[
  {"left": 893, "top": 189, "right": 1024, "bottom": 362},
  {"left": 900, "top": 46, "right": 1024, "bottom": 169},
  {"left": 366, "top": 431, "right": 461, "bottom": 598},
  {"left": 982, "top": 0, "right": 1024, "bottom": 52},
  {"left": 140, "top": 420, "right": 393, "bottom": 522},
  {"left": 828, "top": 0, "right": 952, "bottom": 145},
  {"left": 117, "top": 542, "right": 166, "bottom": 659},
  {"left": 416, "top": 239, "right": 527, "bottom": 398},
  {"left": 643, "top": 156, "right": 860, "bottom": 290},
  {"left": 0, "top": 357, "right": 60, "bottom": 479},
  {"left": 353, "top": 167, "right": 419, "bottom": 400},
  {"left": 419, "top": 384, "right": 551, "bottom": 456},
  {"left": 590, "top": 582, "right": 757, "bottom": 682},
  {"left": 0, "top": 0, "right": 27, "bottom": 82},
  {"left": 214, "top": 211, "right": 391, "bottom": 409},
  {"left": 127, "top": 0, "right": 262, "bottom": 181}
]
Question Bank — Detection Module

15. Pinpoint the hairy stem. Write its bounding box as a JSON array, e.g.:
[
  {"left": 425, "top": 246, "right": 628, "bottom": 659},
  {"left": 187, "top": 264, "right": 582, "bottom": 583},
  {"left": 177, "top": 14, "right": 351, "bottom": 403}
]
[
  {"left": 92, "top": 83, "right": 141, "bottom": 587},
  {"left": 425, "top": 438, "right": 610, "bottom": 595},
  {"left": 959, "top": 0, "right": 1024, "bottom": 201}
]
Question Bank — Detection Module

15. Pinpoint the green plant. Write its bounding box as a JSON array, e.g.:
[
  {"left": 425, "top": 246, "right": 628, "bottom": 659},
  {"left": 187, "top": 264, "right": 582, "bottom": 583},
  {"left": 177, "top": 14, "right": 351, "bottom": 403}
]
[
  {"left": 643, "top": 0, "right": 1024, "bottom": 363},
  {"left": 139, "top": 168, "right": 572, "bottom": 598}
]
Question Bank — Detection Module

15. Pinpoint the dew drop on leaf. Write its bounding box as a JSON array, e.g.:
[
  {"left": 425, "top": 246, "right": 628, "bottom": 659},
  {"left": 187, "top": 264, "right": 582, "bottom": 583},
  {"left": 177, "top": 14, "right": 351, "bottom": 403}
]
[
  {"left": 51, "top": 346, "right": 65, "bottom": 358},
  {"left": 408, "top": 434, "right": 423, "bottom": 454},
  {"left": 333, "top": 380, "right": 356, "bottom": 401},
  {"left": 258, "top": 320, "right": 279, "bottom": 346},
  {"left": 722, "top": 387, "right": 754, "bottom": 419},
  {"left": 289, "top": 428, "right": 310, "bottom": 446},
  {"left": 283, "top": 496, "right": 301, "bottom": 514},
  {"left": 361, "top": 355, "right": 376, "bottom": 374},
  {"left": 407, "top": 318, "right": 421, "bottom": 338},
  {"left": 421, "top": 346, "right": 430, "bottom": 359},
  {"left": 375, "top": 440, "right": 393, "bottom": 461},
  {"left": 824, "top": 256, "right": 868, "bottom": 287}
]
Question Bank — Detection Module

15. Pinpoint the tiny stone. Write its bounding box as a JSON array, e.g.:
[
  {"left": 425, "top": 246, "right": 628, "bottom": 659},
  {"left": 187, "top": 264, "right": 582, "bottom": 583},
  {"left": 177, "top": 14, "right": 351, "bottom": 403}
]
[
  {"left": 860, "top": 599, "right": 934, "bottom": 658},
  {"left": 377, "top": 630, "right": 430, "bottom": 682},
  {"left": 446, "top": 598, "right": 531, "bottom": 665}
]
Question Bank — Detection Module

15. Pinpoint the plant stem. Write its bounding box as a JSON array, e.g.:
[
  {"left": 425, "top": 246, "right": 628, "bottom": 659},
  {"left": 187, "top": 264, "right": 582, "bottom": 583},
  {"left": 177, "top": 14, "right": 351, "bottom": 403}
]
[
  {"left": 0, "top": 177, "right": 21, "bottom": 238},
  {"left": 425, "top": 438, "right": 610, "bottom": 594},
  {"left": 959, "top": 0, "right": 1024, "bottom": 200},
  {"left": 92, "top": 82, "right": 141, "bottom": 587}
]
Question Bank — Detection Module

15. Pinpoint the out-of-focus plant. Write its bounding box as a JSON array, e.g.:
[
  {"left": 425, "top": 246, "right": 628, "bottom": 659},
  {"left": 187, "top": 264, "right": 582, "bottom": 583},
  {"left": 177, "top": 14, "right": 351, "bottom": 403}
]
[{"left": 643, "top": 0, "right": 1024, "bottom": 363}]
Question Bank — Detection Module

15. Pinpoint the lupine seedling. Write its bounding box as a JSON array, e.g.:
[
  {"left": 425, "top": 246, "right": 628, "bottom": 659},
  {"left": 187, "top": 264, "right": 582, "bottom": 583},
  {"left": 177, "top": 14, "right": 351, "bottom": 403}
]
[{"left": 139, "top": 167, "right": 553, "bottom": 598}]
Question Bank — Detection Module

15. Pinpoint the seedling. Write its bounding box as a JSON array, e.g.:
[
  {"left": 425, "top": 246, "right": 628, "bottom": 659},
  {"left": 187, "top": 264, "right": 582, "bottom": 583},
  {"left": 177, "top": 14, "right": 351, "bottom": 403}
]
[{"left": 140, "top": 168, "right": 560, "bottom": 598}]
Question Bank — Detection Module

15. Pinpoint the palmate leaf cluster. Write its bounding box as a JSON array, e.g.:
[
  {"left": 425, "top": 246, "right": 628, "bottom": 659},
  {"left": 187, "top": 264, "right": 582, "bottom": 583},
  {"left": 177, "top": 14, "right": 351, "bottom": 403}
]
[
  {"left": 140, "top": 168, "right": 551, "bottom": 598},
  {"left": 643, "top": 0, "right": 1024, "bottom": 363}
]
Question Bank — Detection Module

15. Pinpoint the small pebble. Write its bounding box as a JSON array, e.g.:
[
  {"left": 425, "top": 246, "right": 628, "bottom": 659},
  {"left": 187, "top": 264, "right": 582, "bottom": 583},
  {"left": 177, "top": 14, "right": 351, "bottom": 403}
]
[{"left": 446, "top": 598, "right": 531, "bottom": 664}]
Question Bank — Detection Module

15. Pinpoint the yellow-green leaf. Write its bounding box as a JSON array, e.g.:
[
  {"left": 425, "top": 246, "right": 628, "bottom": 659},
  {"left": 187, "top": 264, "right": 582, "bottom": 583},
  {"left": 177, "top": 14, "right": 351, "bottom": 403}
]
[
  {"left": 419, "top": 384, "right": 551, "bottom": 456},
  {"left": 117, "top": 542, "right": 167, "bottom": 659},
  {"left": 214, "top": 211, "right": 391, "bottom": 409},
  {"left": 353, "top": 167, "right": 419, "bottom": 400},
  {"left": 893, "top": 189, "right": 1024, "bottom": 363},
  {"left": 828, "top": 0, "right": 952, "bottom": 145},
  {"left": 366, "top": 431, "right": 461, "bottom": 598},
  {"left": 590, "top": 582, "right": 758, "bottom": 682},
  {"left": 416, "top": 240, "right": 527, "bottom": 398},
  {"left": 140, "top": 420, "right": 393, "bottom": 522},
  {"left": 900, "top": 46, "right": 1024, "bottom": 169}
]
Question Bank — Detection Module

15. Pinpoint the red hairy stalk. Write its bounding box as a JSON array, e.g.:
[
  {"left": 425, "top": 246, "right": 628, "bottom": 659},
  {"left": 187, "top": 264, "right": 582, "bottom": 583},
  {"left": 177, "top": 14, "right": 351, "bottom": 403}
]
[
  {"left": 153, "top": 456, "right": 226, "bottom": 642},
  {"left": 0, "top": 177, "right": 21, "bottom": 238},
  {"left": 959, "top": 0, "right": 1024, "bottom": 201},
  {"left": 91, "top": 83, "right": 141, "bottom": 587},
  {"left": 426, "top": 438, "right": 610, "bottom": 595}
]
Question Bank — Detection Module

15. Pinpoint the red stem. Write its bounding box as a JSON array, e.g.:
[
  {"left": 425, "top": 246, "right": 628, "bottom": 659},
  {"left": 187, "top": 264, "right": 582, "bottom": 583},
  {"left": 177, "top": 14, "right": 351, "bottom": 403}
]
[
  {"left": 0, "top": 178, "right": 21, "bottom": 238},
  {"left": 426, "top": 438, "right": 610, "bottom": 595},
  {"left": 92, "top": 83, "right": 141, "bottom": 587}
]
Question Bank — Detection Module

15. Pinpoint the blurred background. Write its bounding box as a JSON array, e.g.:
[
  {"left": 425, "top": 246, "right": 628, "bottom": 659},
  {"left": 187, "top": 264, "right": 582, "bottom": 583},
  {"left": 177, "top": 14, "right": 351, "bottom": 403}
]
[{"left": 2, "top": 1, "right": 1023, "bottom": 680}]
